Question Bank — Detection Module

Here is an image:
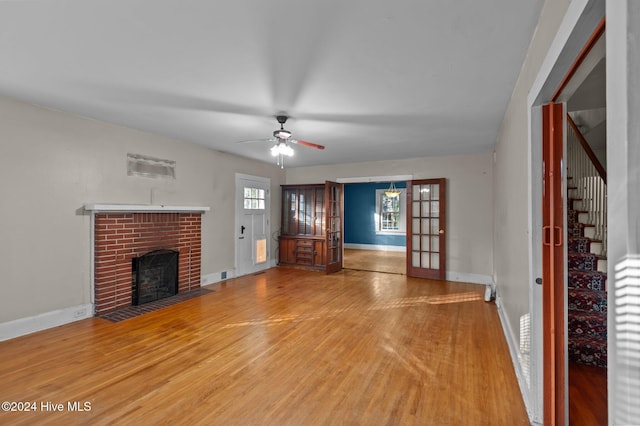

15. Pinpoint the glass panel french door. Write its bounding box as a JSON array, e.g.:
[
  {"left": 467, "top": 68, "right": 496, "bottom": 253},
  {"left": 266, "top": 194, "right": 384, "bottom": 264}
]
[
  {"left": 406, "top": 178, "right": 446, "bottom": 279},
  {"left": 325, "top": 181, "right": 343, "bottom": 274}
]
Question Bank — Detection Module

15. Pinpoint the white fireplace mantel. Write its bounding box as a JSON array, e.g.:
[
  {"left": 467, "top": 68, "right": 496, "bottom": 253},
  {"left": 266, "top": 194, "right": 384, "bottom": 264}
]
[{"left": 84, "top": 204, "right": 210, "bottom": 213}]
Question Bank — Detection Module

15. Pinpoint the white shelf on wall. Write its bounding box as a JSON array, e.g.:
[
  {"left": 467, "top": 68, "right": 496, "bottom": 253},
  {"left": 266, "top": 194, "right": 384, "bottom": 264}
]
[{"left": 84, "top": 204, "right": 210, "bottom": 213}]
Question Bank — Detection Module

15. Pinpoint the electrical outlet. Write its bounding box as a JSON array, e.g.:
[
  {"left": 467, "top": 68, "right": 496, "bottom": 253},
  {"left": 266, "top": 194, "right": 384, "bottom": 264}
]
[{"left": 221, "top": 271, "right": 227, "bottom": 280}]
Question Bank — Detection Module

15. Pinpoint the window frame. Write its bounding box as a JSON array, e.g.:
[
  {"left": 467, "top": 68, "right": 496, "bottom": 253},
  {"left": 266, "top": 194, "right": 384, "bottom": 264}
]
[
  {"left": 375, "top": 188, "right": 406, "bottom": 235},
  {"left": 243, "top": 187, "right": 266, "bottom": 210}
]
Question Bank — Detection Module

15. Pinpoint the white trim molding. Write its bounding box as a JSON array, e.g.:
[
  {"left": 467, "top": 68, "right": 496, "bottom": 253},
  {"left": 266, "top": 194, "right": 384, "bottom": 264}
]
[
  {"left": 445, "top": 271, "right": 494, "bottom": 286},
  {"left": 0, "top": 303, "right": 94, "bottom": 342},
  {"left": 84, "top": 204, "right": 210, "bottom": 213},
  {"left": 337, "top": 174, "right": 413, "bottom": 184}
]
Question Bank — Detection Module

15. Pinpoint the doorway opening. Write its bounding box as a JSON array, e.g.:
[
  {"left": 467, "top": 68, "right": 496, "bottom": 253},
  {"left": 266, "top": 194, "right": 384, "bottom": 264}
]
[
  {"left": 555, "top": 23, "right": 607, "bottom": 426},
  {"left": 529, "top": 5, "right": 606, "bottom": 423},
  {"left": 343, "top": 180, "right": 407, "bottom": 275}
]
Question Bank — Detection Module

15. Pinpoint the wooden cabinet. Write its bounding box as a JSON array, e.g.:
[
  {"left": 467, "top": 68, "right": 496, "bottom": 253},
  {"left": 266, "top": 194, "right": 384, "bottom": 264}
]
[
  {"left": 279, "top": 237, "right": 325, "bottom": 268},
  {"left": 279, "top": 183, "right": 339, "bottom": 271},
  {"left": 281, "top": 184, "right": 325, "bottom": 237}
]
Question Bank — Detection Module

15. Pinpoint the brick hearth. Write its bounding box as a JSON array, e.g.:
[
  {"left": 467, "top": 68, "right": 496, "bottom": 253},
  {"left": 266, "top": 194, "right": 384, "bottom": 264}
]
[{"left": 93, "top": 212, "right": 202, "bottom": 314}]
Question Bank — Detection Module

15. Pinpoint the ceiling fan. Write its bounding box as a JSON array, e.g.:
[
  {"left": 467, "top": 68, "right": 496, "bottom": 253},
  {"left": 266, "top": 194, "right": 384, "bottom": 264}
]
[{"left": 240, "top": 115, "right": 325, "bottom": 168}]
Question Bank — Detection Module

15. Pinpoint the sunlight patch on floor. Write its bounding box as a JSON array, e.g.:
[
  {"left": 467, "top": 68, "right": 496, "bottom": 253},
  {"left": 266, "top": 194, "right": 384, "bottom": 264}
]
[
  {"left": 221, "top": 292, "right": 482, "bottom": 329},
  {"left": 368, "top": 292, "right": 482, "bottom": 311}
]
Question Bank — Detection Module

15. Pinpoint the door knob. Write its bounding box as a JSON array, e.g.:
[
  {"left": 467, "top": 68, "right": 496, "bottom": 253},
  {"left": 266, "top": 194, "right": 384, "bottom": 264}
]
[{"left": 240, "top": 225, "right": 245, "bottom": 234}]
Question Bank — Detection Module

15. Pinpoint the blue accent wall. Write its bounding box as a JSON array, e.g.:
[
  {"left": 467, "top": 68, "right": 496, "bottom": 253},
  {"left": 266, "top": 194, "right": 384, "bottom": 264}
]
[{"left": 344, "top": 182, "right": 406, "bottom": 247}]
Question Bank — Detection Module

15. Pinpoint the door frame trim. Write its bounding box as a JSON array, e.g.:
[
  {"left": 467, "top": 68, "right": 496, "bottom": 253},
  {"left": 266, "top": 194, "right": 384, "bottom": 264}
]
[
  {"left": 336, "top": 174, "right": 413, "bottom": 271},
  {"left": 526, "top": 0, "right": 605, "bottom": 422}
]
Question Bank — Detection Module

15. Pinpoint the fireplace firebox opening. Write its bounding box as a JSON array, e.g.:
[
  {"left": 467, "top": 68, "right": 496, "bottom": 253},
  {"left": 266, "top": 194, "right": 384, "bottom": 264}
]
[{"left": 132, "top": 249, "right": 179, "bottom": 305}]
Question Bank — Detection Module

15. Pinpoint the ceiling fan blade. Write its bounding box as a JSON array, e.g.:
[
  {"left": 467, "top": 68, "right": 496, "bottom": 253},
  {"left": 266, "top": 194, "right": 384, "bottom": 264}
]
[
  {"left": 236, "top": 138, "right": 275, "bottom": 144},
  {"left": 291, "top": 139, "right": 325, "bottom": 150}
]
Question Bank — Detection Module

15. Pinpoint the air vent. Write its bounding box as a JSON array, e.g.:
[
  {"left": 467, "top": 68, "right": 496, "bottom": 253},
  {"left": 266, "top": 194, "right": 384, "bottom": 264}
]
[{"left": 127, "top": 153, "right": 175, "bottom": 179}]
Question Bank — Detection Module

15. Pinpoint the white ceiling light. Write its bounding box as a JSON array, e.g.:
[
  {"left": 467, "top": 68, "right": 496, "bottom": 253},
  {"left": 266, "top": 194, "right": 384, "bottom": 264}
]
[{"left": 271, "top": 140, "right": 294, "bottom": 168}]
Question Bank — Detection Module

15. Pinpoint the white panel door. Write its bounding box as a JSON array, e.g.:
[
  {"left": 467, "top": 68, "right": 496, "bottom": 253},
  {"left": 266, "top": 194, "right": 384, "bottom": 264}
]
[{"left": 236, "top": 175, "right": 270, "bottom": 277}]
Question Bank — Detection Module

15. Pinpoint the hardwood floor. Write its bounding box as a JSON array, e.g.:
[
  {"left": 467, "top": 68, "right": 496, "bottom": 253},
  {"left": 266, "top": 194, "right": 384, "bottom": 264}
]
[
  {"left": 344, "top": 248, "right": 406, "bottom": 274},
  {"left": 569, "top": 362, "right": 608, "bottom": 425},
  {"left": 0, "top": 267, "right": 528, "bottom": 425}
]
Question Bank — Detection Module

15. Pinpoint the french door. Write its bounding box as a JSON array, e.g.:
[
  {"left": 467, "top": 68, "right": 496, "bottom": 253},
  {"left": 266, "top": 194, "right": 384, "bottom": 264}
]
[
  {"left": 325, "top": 181, "right": 343, "bottom": 274},
  {"left": 406, "top": 178, "right": 446, "bottom": 279}
]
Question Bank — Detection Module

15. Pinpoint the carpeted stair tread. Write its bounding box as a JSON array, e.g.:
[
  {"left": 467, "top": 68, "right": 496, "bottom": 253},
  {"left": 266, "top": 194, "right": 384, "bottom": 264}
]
[
  {"left": 568, "top": 288, "right": 607, "bottom": 314},
  {"left": 568, "top": 222, "right": 594, "bottom": 238},
  {"left": 566, "top": 179, "right": 608, "bottom": 367},
  {"left": 568, "top": 270, "right": 607, "bottom": 291},
  {"left": 568, "top": 253, "right": 600, "bottom": 271},
  {"left": 568, "top": 335, "right": 607, "bottom": 367},
  {"left": 568, "top": 237, "right": 593, "bottom": 254},
  {"left": 568, "top": 311, "right": 607, "bottom": 339}
]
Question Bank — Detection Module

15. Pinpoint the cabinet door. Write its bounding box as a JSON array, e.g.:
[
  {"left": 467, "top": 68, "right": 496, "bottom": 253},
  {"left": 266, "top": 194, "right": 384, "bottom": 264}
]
[
  {"left": 313, "top": 240, "right": 325, "bottom": 267},
  {"left": 297, "top": 188, "right": 314, "bottom": 235},
  {"left": 313, "top": 186, "right": 325, "bottom": 236},
  {"left": 279, "top": 238, "right": 296, "bottom": 264}
]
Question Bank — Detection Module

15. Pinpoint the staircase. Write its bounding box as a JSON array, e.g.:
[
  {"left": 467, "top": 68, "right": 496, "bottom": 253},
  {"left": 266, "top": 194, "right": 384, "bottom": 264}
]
[{"left": 566, "top": 116, "right": 607, "bottom": 368}]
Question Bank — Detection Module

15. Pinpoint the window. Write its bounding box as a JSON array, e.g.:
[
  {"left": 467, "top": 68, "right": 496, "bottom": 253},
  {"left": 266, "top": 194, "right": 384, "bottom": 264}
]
[
  {"left": 375, "top": 188, "right": 406, "bottom": 234},
  {"left": 244, "top": 187, "right": 265, "bottom": 210}
]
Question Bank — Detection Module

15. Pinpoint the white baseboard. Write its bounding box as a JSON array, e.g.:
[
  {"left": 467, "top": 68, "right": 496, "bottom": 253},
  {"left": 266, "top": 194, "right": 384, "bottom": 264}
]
[
  {"left": 201, "top": 270, "right": 235, "bottom": 286},
  {"left": 344, "top": 243, "right": 405, "bottom": 252},
  {"left": 200, "top": 260, "right": 277, "bottom": 286},
  {"left": 445, "top": 271, "right": 494, "bottom": 286},
  {"left": 0, "top": 303, "right": 94, "bottom": 342},
  {"left": 495, "top": 293, "right": 536, "bottom": 424}
]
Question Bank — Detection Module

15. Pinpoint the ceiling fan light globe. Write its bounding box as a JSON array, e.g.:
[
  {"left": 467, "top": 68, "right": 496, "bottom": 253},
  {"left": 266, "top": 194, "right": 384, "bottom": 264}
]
[{"left": 271, "top": 141, "right": 294, "bottom": 157}]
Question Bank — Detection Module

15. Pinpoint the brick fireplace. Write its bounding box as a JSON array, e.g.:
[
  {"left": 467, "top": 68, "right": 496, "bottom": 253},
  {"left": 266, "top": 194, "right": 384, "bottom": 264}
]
[{"left": 85, "top": 205, "right": 208, "bottom": 315}]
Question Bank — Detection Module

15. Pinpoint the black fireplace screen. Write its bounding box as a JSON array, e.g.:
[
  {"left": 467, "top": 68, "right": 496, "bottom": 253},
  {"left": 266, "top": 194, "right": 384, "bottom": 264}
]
[{"left": 132, "top": 249, "right": 179, "bottom": 305}]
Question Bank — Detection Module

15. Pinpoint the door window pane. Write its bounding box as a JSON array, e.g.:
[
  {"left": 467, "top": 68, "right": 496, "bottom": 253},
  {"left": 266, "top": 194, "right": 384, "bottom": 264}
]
[{"left": 243, "top": 186, "right": 266, "bottom": 210}]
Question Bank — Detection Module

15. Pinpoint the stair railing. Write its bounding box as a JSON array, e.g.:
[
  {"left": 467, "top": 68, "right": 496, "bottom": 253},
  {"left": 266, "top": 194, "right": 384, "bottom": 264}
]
[{"left": 566, "top": 115, "right": 607, "bottom": 257}]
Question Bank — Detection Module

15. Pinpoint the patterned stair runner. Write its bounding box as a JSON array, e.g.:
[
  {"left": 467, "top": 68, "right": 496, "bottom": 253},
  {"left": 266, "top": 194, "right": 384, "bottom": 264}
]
[{"left": 567, "top": 195, "right": 607, "bottom": 367}]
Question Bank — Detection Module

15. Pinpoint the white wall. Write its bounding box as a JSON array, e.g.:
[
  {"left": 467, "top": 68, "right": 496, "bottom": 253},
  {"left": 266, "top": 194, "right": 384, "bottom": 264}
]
[
  {"left": 0, "top": 95, "right": 284, "bottom": 326},
  {"left": 286, "top": 153, "right": 493, "bottom": 282},
  {"left": 494, "top": 0, "right": 605, "bottom": 422},
  {"left": 606, "top": 1, "right": 640, "bottom": 421}
]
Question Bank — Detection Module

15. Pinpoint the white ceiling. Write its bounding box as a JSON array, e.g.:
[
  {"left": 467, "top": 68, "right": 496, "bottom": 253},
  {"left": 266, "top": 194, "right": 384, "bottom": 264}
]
[{"left": 0, "top": 0, "right": 544, "bottom": 168}]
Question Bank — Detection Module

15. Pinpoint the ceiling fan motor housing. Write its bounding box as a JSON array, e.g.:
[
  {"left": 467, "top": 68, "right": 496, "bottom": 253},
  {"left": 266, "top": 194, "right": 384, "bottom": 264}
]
[
  {"left": 274, "top": 115, "right": 291, "bottom": 139},
  {"left": 274, "top": 129, "right": 292, "bottom": 139}
]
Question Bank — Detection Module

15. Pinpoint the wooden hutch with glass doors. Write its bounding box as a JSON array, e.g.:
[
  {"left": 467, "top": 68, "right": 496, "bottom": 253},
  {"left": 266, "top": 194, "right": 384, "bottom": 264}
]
[{"left": 279, "top": 182, "right": 343, "bottom": 272}]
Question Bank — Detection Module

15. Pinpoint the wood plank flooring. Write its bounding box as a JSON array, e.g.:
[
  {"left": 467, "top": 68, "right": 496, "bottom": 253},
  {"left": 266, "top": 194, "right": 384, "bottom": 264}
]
[
  {"left": 344, "top": 248, "right": 406, "bottom": 274},
  {"left": 0, "top": 267, "right": 528, "bottom": 425},
  {"left": 569, "top": 361, "right": 608, "bottom": 425}
]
